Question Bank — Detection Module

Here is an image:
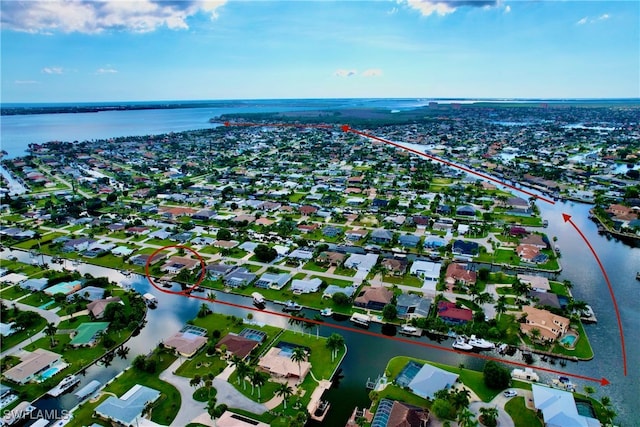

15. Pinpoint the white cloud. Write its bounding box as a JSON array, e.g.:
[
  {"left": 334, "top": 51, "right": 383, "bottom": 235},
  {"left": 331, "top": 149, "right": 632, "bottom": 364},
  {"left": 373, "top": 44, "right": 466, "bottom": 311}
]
[
  {"left": 577, "top": 13, "right": 611, "bottom": 25},
  {"left": 96, "top": 67, "right": 118, "bottom": 74},
  {"left": 387, "top": 7, "right": 399, "bottom": 15},
  {"left": 42, "top": 67, "right": 64, "bottom": 74},
  {"left": 362, "top": 69, "right": 383, "bottom": 77},
  {"left": 1, "top": 0, "right": 227, "bottom": 34},
  {"left": 504, "top": 5, "right": 511, "bottom": 14},
  {"left": 334, "top": 69, "right": 357, "bottom": 78},
  {"left": 403, "top": 0, "right": 498, "bottom": 17}
]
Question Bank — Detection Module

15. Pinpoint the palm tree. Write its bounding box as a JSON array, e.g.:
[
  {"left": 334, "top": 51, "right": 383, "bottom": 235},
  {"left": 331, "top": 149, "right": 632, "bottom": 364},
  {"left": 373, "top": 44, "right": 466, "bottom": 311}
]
[
  {"left": 495, "top": 295, "right": 508, "bottom": 320},
  {"left": 530, "top": 328, "right": 542, "bottom": 342},
  {"left": 476, "top": 292, "right": 495, "bottom": 305},
  {"left": 275, "top": 382, "right": 293, "bottom": 409},
  {"left": 479, "top": 407, "right": 499, "bottom": 427},
  {"left": 451, "top": 388, "right": 472, "bottom": 412},
  {"left": 290, "top": 347, "right": 308, "bottom": 379},
  {"left": 190, "top": 375, "right": 202, "bottom": 388},
  {"left": 197, "top": 302, "right": 211, "bottom": 318},
  {"left": 44, "top": 322, "right": 57, "bottom": 347},
  {"left": 456, "top": 408, "right": 478, "bottom": 427},
  {"left": 236, "top": 361, "right": 250, "bottom": 390},
  {"left": 326, "top": 333, "right": 345, "bottom": 362},
  {"left": 207, "top": 291, "right": 216, "bottom": 312},
  {"left": 116, "top": 345, "right": 130, "bottom": 360},
  {"left": 206, "top": 398, "right": 227, "bottom": 427},
  {"left": 251, "top": 371, "right": 269, "bottom": 400}
]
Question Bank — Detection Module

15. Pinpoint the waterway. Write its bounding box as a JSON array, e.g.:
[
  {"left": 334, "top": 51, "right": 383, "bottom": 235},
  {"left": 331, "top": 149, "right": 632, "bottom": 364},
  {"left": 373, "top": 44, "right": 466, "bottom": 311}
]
[{"left": 0, "top": 104, "right": 638, "bottom": 425}]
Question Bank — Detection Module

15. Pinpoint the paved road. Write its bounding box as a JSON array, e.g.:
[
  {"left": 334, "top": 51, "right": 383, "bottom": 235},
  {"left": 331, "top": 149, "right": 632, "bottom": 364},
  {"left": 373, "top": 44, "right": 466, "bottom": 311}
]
[
  {"left": 158, "top": 359, "right": 207, "bottom": 427},
  {"left": 211, "top": 378, "right": 268, "bottom": 414},
  {"left": 0, "top": 297, "right": 62, "bottom": 358},
  {"left": 469, "top": 392, "right": 516, "bottom": 427}
]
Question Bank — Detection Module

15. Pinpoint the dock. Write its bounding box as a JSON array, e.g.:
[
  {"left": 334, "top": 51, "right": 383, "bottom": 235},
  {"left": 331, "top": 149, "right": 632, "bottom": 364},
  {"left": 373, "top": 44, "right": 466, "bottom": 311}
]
[{"left": 307, "top": 380, "right": 332, "bottom": 422}]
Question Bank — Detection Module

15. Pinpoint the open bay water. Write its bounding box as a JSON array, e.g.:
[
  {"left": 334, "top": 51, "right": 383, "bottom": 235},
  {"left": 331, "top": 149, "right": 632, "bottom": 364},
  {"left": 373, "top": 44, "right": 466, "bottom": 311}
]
[{"left": 1, "top": 100, "right": 638, "bottom": 425}]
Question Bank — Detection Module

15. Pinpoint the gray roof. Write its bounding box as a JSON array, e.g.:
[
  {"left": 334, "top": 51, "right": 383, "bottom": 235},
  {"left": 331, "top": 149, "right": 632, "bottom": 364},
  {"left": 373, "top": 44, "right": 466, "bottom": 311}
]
[
  {"left": 323, "top": 284, "right": 357, "bottom": 298},
  {"left": 67, "top": 286, "right": 105, "bottom": 302},
  {"left": 407, "top": 363, "right": 459, "bottom": 399},
  {"left": 95, "top": 384, "right": 161, "bottom": 426},
  {"left": 371, "top": 229, "right": 393, "bottom": 240},
  {"left": 396, "top": 293, "right": 432, "bottom": 317},
  {"left": 19, "top": 278, "right": 49, "bottom": 291}
]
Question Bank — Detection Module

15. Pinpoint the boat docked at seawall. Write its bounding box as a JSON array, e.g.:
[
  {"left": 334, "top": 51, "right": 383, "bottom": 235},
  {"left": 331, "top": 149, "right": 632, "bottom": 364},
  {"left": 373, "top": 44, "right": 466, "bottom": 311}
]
[
  {"left": 468, "top": 335, "right": 495, "bottom": 350},
  {"left": 320, "top": 308, "right": 333, "bottom": 317},
  {"left": 143, "top": 293, "right": 158, "bottom": 308},
  {"left": 48, "top": 375, "right": 80, "bottom": 397},
  {"left": 252, "top": 292, "right": 265, "bottom": 306},
  {"left": 349, "top": 312, "right": 371, "bottom": 327},
  {"left": 452, "top": 336, "right": 473, "bottom": 351},
  {"left": 282, "top": 300, "right": 302, "bottom": 312}
]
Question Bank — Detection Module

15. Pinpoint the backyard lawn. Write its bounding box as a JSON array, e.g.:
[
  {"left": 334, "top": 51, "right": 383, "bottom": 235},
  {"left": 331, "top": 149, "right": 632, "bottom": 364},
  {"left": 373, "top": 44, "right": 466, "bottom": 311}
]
[{"left": 505, "top": 396, "right": 543, "bottom": 427}]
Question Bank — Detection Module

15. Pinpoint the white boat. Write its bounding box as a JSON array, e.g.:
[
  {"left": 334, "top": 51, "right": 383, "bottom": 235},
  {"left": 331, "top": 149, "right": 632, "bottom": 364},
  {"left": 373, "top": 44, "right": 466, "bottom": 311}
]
[
  {"left": 143, "top": 293, "right": 158, "bottom": 307},
  {"left": 452, "top": 337, "right": 473, "bottom": 351},
  {"left": 468, "top": 335, "right": 495, "bottom": 350},
  {"left": 48, "top": 375, "right": 80, "bottom": 397},
  {"left": 349, "top": 312, "right": 370, "bottom": 327},
  {"left": 252, "top": 292, "right": 265, "bottom": 305},
  {"left": 400, "top": 324, "right": 418, "bottom": 333},
  {"left": 282, "top": 300, "right": 302, "bottom": 312},
  {"left": 320, "top": 308, "right": 333, "bottom": 317}
]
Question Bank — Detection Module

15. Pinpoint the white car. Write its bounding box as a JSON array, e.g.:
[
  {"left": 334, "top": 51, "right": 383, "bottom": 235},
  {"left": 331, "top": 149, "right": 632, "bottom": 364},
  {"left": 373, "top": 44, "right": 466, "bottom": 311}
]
[{"left": 503, "top": 390, "right": 518, "bottom": 398}]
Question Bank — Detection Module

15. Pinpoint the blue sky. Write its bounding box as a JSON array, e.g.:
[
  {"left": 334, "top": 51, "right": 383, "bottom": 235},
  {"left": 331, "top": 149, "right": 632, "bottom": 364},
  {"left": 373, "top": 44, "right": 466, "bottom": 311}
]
[{"left": 1, "top": 0, "right": 638, "bottom": 102}]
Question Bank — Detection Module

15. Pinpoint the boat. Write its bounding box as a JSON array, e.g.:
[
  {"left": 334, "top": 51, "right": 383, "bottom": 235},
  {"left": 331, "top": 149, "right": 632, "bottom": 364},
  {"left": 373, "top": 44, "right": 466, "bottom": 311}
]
[
  {"left": 636, "top": 272, "right": 640, "bottom": 281},
  {"left": 349, "top": 312, "right": 370, "bottom": 327},
  {"left": 468, "top": 335, "right": 495, "bottom": 350},
  {"left": 282, "top": 300, "right": 302, "bottom": 312},
  {"left": 73, "top": 380, "right": 101, "bottom": 401},
  {"left": 400, "top": 324, "right": 417, "bottom": 333},
  {"left": 48, "top": 375, "right": 80, "bottom": 397},
  {"left": 320, "top": 308, "right": 333, "bottom": 317},
  {"left": 252, "top": 292, "right": 265, "bottom": 306},
  {"left": 143, "top": 293, "right": 158, "bottom": 308},
  {"left": 452, "top": 336, "right": 473, "bottom": 351}
]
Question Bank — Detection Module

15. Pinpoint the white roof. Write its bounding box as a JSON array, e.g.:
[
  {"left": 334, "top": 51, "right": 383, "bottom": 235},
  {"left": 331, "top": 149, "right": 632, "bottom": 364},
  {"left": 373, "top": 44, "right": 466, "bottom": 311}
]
[
  {"left": 532, "top": 384, "right": 600, "bottom": 427},
  {"left": 410, "top": 261, "right": 441, "bottom": 280},
  {"left": 0, "top": 273, "right": 28, "bottom": 284},
  {"left": 344, "top": 253, "right": 379, "bottom": 272}
]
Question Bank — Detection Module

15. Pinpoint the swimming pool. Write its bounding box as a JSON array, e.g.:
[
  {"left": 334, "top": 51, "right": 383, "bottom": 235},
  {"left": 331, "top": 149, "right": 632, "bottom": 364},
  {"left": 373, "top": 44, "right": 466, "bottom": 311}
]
[
  {"left": 44, "top": 280, "right": 82, "bottom": 296},
  {"left": 576, "top": 400, "right": 596, "bottom": 418},
  {"left": 395, "top": 360, "right": 424, "bottom": 387},
  {"left": 39, "top": 366, "right": 60, "bottom": 381},
  {"left": 275, "top": 341, "right": 310, "bottom": 357},
  {"left": 239, "top": 328, "right": 266, "bottom": 342},
  {"left": 560, "top": 333, "right": 578, "bottom": 347}
]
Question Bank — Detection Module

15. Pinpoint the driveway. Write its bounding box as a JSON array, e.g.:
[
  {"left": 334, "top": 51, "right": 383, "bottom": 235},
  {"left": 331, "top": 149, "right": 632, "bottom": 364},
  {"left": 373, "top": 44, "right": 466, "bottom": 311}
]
[
  {"left": 159, "top": 359, "right": 207, "bottom": 427},
  {"left": 0, "top": 298, "right": 62, "bottom": 358},
  {"left": 211, "top": 378, "right": 268, "bottom": 414},
  {"left": 468, "top": 392, "right": 516, "bottom": 427}
]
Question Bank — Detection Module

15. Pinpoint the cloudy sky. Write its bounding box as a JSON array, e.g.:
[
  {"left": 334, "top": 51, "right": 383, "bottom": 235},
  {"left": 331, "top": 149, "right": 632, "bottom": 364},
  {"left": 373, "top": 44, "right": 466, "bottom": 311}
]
[{"left": 1, "top": 0, "right": 638, "bottom": 102}]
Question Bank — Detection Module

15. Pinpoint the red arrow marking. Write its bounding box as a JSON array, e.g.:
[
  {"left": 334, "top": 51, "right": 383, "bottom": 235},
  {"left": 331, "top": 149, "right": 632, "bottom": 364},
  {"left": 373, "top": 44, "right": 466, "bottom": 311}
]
[
  {"left": 143, "top": 270, "right": 608, "bottom": 385},
  {"left": 342, "top": 125, "right": 556, "bottom": 205},
  {"left": 562, "top": 213, "right": 627, "bottom": 376},
  {"left": 224, "top": 121, "right": 333, "bottom": 129}
]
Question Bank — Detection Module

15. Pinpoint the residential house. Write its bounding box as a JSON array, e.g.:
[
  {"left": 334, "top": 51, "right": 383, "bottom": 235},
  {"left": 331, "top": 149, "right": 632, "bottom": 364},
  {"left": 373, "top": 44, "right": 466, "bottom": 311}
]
[
  {"left": 354, "top": 286, "right": 393, "bottom": 310},
  {"left": 517, "top": 244, "right": 548, "bottom": 264},
  {"left": 3, "top": 349, "right": 62, "bottom": 384},
  {"left": 299, "top": 205, "right": 318, "bottom": 216},
  {"left": 129, "top": 253, "right": 167, "bottom": 267},
  {"left": 433, "top": 218, "right": 455, "bottom": 231},
  {"left": 452, "top": 240, "right": 479, "bottom": 256},
  {"left": 445, "top": 263, "right": 476, "bottom": 287},
  {"left": 214, "top": 240, "right": 240, "bottom": 249},
  {"left": 323, "top": 284, "right": 358, "bottom": 299},
  {"left": 94, "top": 384, "right": 161, "bottom": 427},
  {"left": 344, "top": 253, "right": 379, "bottom": 274},
  {"left": 161, "top": 256, "right": 200, "bottom": 274},
  {"left": 509, "top": 226, "right": 529, "bottom": 237},
  {"left": 370, "top": 229, "right": 393, "bottom": 244},
  {"left": 381, "top": 258, "right": 408, "bottom": 276},
  {"left": 215, "top": 334, "right": 259, "bottom": 360},
  {"left": 437, "top": 301, "right": 473, "bottom": 324},
  {"left": 436, "top": 205, "right": 451, "bottom": 215},
  {"left": 322, "top": 226, "right": 342, "bottom": 238},
  {"left": 163, "top": 330, "right": 208, "bottom": 358},
  {"left": 423, "top": 235, "right": 447, "bottom": 249},
  {"left": 409, "top": 261, "right": 441, "bottom": 283},
  {"left": 520, "top": 234, "right": 548, "bottom": 249},
  {"left": 316, "top": 251, "right": 345, "bottom": 267},
  {"left": 520, "top": 306, "right": 569, "bottom": 342},
  {"left": 206, "top": 263, "right": 236, "bottom": 278},
  {"left": 19, "top": 278, "right": 49, "bottom": 291},
  {"left": 62, "top": 237, "right": 96, "bottom": 253},
  {"left": 517, "top": 274, "right": 551, "bottom": 292},
  {"left": 290, "top": 278, "right": 323, "bottom": 294},
  {"left": 371, "top": 399, "right": 430, "bottom": 427},
  {"left": 531, "top": 384, "right": 601, "bottom": 427},
  {"left": 258, "top": 347, "right": 311, "bottom": 380},
  {"left": 192, "top": 209, "right": 216, "bottom": 221},
  {"left": 456, "top": 205, "right": 476, "bottom": 216},
  {"left": 255, "top": 273, "right": 291, "bottom": 290},
  {"left": 399, "top": 234, "right": 420, "bottom": 248},
  {"left": 396, "top": 294, "right": 432, "bottom": 319},
  {"left": 67, "top": 286, "right": 106, "bottom": 302},
  {"left": 288, "top": 248, "right": 314, "bottom": 261},
  {"left": 224, "top": 268, "right": 256, "bottom": 288},
  {"left": 407, "top": 363, "right": 459, "bottom": 399},
  {"left": 87, "top": 297, "right": 124, "bottom": 319},
  {"left": 411, "top": 215, "right": 430, "bottom": 228},
  {"left": 345, "top": 229, "right": 368, "bottom": 241},
  {"left": 69, "top": 322, "right": 110, "bottom": 347},
  {"left": 528, "top": 291, "right": 562, "bottom": 310}
]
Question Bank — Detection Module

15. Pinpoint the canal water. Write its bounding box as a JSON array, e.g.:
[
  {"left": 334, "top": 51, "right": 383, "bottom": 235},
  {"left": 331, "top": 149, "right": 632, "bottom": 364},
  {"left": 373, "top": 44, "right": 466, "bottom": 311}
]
[{"left": 6, "top": 194, "right": 639, "bottom": 426}]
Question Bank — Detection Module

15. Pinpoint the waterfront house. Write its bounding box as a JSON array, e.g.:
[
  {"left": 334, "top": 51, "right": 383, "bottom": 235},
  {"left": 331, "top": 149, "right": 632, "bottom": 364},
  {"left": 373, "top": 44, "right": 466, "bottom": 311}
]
[
  {"left": 354, "top": 286, "right": 393, "bottom": 310},
  {"left": 19, "top": 278, "right": 49, "bottom": 291},
  {"left": 409, "top": 260, "right": 441, "bottom": 283},
  {"left": 290, "top": 278, "right": 322, "bottom": 294},
  {"left": 398, "top": 234, "right": 420, "bottom": 248},
  {"left": 69, "top": 322, "right": 110, "bottom": 347},
  {"left": 224, "top": 268, "right": 256, "bottom": 288},
  {"left": 509, "top": 226, "right": 529, "bottom": 237},
  {"left": 371, "top": 399, "right": 430, "bottom": 427},
  {"left": 316, "top": 251, "right": 345, "bottom": 267},
  {"left": 531, "top": 384, "right": 601, "bottom": 427},
  {"left": 215, "top": 333, "right": 260, "bottom": 360},
  {"left": 323, "top": 284, "right": 358, "bottom": 299},
  {"left": 322, "top": 226, "right": 343, "bottom": 238},
  {"left": 407, "top": 363, "right": 459, "bottom": 399},
  {"left": 520, "top": 306, "right": 569, "bottom": 342},
  {"left": 163, "top": 330, "right": 208, "bottom": 358},
  {"left": 445, "top": 263, "right": 476, "bottom": 287},
  {"left": 206, "top": 263, "right": 236, "bottom": 278},
  {"left": 62, "top": 237, "right": 96, "bottom": 253},
  {"left": 528, "top": 290, "right": 562, "bottom": 310},
  {"left": 255, "top": 272, "right": 291, "bottom": 290},
  {"left": 87, "top": 297, "right": 123, "bottom": 319},
  {"left": 161, "top": 256, "right": 200, "bottom": 274},
  {"left": 129, "top": 252, "right": 167, "bottom": 267},
  {"left": 94, "top": 384, "right": 161, "bottom": 427},
  {"left": 436, "top": 301, "right": 473, "bottom": 324},
  {"left": 516, "top": 244, "right": 548, "bottom": 264},
  {"left": 66, "top": 286, "right": 105, "bottom": 302},
  {"left": 520, "top": 234, "right": 548, "bottom": 249},
  {"left": 396, "top": 294, "right": 432, "bottom": 319},
  {"left": 370, "top": 229, "right": 393, "bottom": 244},
  {"left": 517, "top": 274, "right": 551, "bottom": 292},
  {"left": 3, "top": 349, "right": 62, "bottom": 384},
  {"left": 452, "top": 240, "right": 479, "bottom": 257},
  {"left": 381, "top": 258, "right": 408, "bottom": 276},
  {"left": 258, "top": 347, "right": 311, "bottom": 380},
  {"left": 345, "top": 229, "right": 368, "bottom": 241}
]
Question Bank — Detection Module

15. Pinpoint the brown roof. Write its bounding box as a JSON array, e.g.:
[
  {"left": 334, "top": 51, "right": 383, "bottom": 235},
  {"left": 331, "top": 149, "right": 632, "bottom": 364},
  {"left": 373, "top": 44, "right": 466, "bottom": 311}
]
[
  {"left": 382, "top": 258, "right": 408, "bottom": 274},
  {"left": 387, "top": 401, "right": 430, "bottom": 427},
  {"left": 445, "top": 263, "right": 476, "bottom": 284},
  {"left": 520, "top": 234, "right": 546, "bottom": 248},
  {"left": 163, "top": 332, "right": 208, "bottom": 357},
  {"left": 87, "top": 297, "right": 123, "bottom": 319},
  {"left": 354, "top": 286, "right": 393, "bottom": 306},
  {"left": 215, "top": 334, "right": 259, "bottom": 359}
]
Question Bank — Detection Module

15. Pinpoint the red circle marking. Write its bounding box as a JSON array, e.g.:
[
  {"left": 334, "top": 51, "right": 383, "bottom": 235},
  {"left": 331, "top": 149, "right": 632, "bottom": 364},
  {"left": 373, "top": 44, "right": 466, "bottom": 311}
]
[{"left": 144, "top": 245, "right": 206, "bottom": 296}]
